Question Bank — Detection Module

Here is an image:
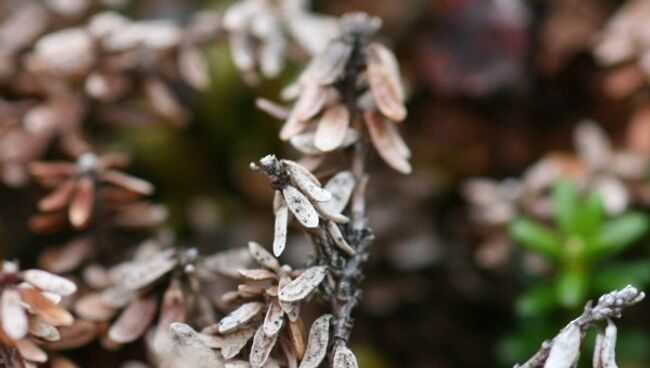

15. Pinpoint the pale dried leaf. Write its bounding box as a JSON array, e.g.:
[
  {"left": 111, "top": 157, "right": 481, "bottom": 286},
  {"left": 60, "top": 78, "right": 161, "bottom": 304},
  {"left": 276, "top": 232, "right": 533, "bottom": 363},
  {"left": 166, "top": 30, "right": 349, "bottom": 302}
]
[
  {"left": 16, "top": 338, "right": 46, "bottom": 363},
  {"left": 593, "top": 319, "right": 618, "bottom": 368},
  {"left": 282, "top": 185, "right": 319, "bottom": 228},
  {"left": 298, "top": 314, "right": 331, "bottom": 368},
  {"left": 28, "top": 316, "right": 60, "bottom": 342},
  {"left": 327, "top": 221, "right": 355, "bottom": 256},
  {"left": 273, "top": 205, "right": 289, "bottom": 257},
  {"left": 367, "top": 42, "right": 406, "bottom": 122},
  {"left": 221, "top": 327, "right": 256, "bottom": 360},
  {"left": 320, "top": 171, "right": 355, "bottom": 215},
  {"left": 2, "top": 288, "right": 28, "bottom": 340},
  {"left": 575, "top": 121, "right": 612, "bottom": 170},
  {"left": 238, "top": 269, "right": 277, "bottom": 281},
  {"left": 314, "top": 105, "right": 350, "bottom": 152},
  {"left": 248, "top": 242, "right": 280, "bottom": 271},
  {"left": 290, "top": 84, "right": 327, "bottom": 124},
  {"left": 201, "top": 248, "right": 253, "bottom": 278},
  {"left": 74, "top": 292, "right": 116, "bottom": 321},
  {"left": 249, "top": 324, "right": 278, "bottom": 368},
  {"left": 218, "top": 302, "right": 265, "bottom": 334},
  {"left": 23, "top": 270, "right": 77, "bottom": 296},
  {"left": 169, "top": 323, "right": 222, "bottom": 368},
  {"left": 301, "top": 41, "right": 352, "bottom": 86},
  {"left": 333, "top": 346, "right": 358, "bottom": 368},
  {"left": 69, "top": 177, "right": 94, "bottom": 228},
  {"left": 263, "top": 299, "right": 284, "bottom": 336},
  {"left": 111, "top": 253, "right": 177, "bottom": 290},
  {"left": 279, "top": 266, "right": 326, "bottom": 303},
  {"left": 544, "top": 324, "right": 581, "bottom": 368},
  {"left": 284, "top": 161, "right": 331, "bottom": 202},
  {"left": 19, "top": 288, "right": 73, "bottom": 327}
]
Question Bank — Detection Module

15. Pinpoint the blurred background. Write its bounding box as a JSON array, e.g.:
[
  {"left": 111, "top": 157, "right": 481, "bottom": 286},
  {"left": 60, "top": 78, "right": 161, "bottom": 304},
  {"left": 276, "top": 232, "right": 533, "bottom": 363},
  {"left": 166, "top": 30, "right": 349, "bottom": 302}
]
[{"left": 4, "top": 0, "right": 650, "bottom": 367}]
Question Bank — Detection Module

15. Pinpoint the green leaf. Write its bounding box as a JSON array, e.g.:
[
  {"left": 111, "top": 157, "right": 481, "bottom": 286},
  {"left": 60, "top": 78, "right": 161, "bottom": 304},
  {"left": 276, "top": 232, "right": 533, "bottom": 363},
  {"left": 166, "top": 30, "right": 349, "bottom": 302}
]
[
  {"left": 593, "top": 260, "right": 650, "bottom": 292},
  {"left": 574, "top": 192, "right": 603, "bottom": 237},
  {"left": 509, "top": 219, "right": 562, "bottom": 262},
  {"left": 515, "top": 283, "right": 557, "bottom": 318},
  {"left": 556, "top": 268, "right": 588, "bottom": 309},
  {"left": 589, "top": 212, "right": 649, "bottom": 259},
  {"left": 552, "top": 180, "right": 579, "bottom": 235}
]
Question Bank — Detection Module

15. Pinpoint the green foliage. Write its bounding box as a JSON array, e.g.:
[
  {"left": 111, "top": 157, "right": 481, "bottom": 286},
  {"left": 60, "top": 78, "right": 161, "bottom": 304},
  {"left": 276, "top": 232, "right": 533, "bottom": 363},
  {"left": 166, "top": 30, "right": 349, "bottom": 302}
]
[{"left": 502, "top": 179, "right": 650, "bottom": 364}]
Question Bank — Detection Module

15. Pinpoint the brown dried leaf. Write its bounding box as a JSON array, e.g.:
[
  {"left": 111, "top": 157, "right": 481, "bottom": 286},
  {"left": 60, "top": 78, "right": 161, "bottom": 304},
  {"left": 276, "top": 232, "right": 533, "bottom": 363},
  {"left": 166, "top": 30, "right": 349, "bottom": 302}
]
[
  {"left": 2, "top": 288, "right": 28, "bottom": 340},
  {"left": 38, "top": 236, "right": 93, "bottom": 274},
  {"left": 15, "top": 338, "right": 46, "bottom": 363},
  {"left": 367, "top": 42, "right": 406, "bottom": 122},
  {"left": 22, "top": 269, "right": 76, "bottom": 296},
  {"left": 282, "top": 185, "right": 319, "bottom": 228},
  {"left": 18, "top": 288, "right": 73, "bottom": 327},
  {"left": 301, "top": 41, "right": 352, "bottom": 86},
  {"left": 291, "top": 84, "right": 327, "bottom": 124},
  {"left": 314, "top": 105, "right": 350, "bottom": 152},
  {"left": 43, "top": 320, "right": 97, "bottom": 350},
  {"left": 201, "top": 248, "right": 253, "bottom": 278},
  {"left": 249, "top": 324, "right": 278, "bottom": 368},
  {"left": 108, "top": 296, "right": 157, "bottom": 344},
  {"left": 38, "top": 179, "right": 75, "bottom": 212},
  {"left": 74, "top": 293, "right": 116, "bottom": 321},
  {"left": 287, "top": 318, "right": 306, "bottom": 360},
  {"left": 218, "top": 302, "right": 265, "bottom": 334},
  {"left": 68, "top": 177, "right": 94, "bottom": 228},
  {"left": 365, "top": 110, "right": 411, "bottom": 174},
  {"left": 278, "top": 266, "right": 326, "bottom": 303},
  {"left": 158, "top": 278, "right": 186, "bottom": 329},
  {"left": 298, "top": 314, "right": 331, "bottom": 368},
  {"left": 28, "top": 316, "right": 60, "bottom": 342},
  {"left": 102, "top": 170, "right": 154, "bottom": 195},
  {"left": 221, "top": 327, "right": 256, "bottom": 360}
]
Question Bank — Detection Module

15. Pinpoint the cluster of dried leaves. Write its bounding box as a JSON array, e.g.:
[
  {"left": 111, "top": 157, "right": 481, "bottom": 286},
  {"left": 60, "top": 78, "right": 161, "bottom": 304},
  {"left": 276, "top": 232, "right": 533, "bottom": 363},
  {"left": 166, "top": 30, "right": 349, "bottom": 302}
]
[{"left": 1, "top": 1, "right": 412, "bottom": 367}]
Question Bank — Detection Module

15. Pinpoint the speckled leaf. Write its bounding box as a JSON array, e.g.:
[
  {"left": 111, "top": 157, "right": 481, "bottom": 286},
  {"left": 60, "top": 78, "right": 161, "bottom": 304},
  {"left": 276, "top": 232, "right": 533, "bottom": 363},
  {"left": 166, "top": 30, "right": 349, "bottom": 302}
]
[
  {"left": 273, "top": 205, "right": 289, "bottom": 257},
  {"left": 333, "top": 346, "right": 358, "bottom": 368},
  {"left": 248, "top": 242, "right": 280, "bottom": 271},
  {"left": 111, "top": 253, "right": 177, "bottom": 290},
  {"left": 284, "top": 160, "right": 331, "bottom": 202},
  {"left": 263, "top": 299, "right": 284, "bottom": 336},
  {"left": 221, "top": 327, "right": 256, "bottom": 359},
  {"left": 283, "top": 185, "right": 319, "bottom": 228},
  {"left": 238, "top": 269, "right": 277, "bottom": 282},
  {"left": 249, "top": 324, "right": 278, "bottom": 367},
  {"left": 327, "top": 221, "right": 355, "bottom": 256},
  {"left": 218, "top": 302, "right": 264, "bottom": 334},
  {"left": 169, "top": 323, "right": 222, "bottom": 368},
  {"left": 279, "top": 266, "right": 327, "bottom": 303},
  {"left": 298, "top": 314, "right": 332, "bottom": 368},
  {"left": 320, "top": 171, "right": 355, "bottom": 215}
]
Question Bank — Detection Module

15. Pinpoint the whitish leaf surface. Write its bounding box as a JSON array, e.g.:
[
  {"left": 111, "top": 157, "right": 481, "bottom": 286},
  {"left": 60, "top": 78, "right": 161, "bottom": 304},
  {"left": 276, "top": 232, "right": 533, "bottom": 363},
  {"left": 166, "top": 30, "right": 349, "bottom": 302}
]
[
  {"left": 238, "top": 269, "right": 277, "bottom": 281},
  {"left": 28, "top": 316, "right": 60, "bottom": 342},
  {"left": 314, "top": 104, "right": 350, "bottom": 152},
  {"left": 593, "top": 320, "right": 618, "bottom": 368},
  {"left": 23, "top": 270, "right": 77, "bottom": 296},
  {"left": 169, "top": 323, "right": 222, "bottom": 368},
  {"left": 2, "top": 288, "right": 28, "bottom": 340},
  {"left": 112, "top": 253, "right": 177, "bottom": 290},
  {"left": 544, "top": 324, "right": 581, "bottom": 368},
  {"left": 298, "top": 314, "right": 332, "bottom": 368},
  {"left": 248, "top": 242, "right": 280, "bottom": 271},
  {"left": 327, "top": 221, "right": 355, "bottom": 256},
  {"left": 284, "top": 160, "right": 331, "bottom": 202},
  {"left": 221, "top": 327, "right": 256, "bottom": 359},
  {"left": 320, "top": 171, "right": 355, "bottom": 215},
  {"left": 218, "top": 302, "right": 264, "bottom": 334},
  {"left": 279, "top": 266, "right": 327, "bottom": 303},
  {"left": 263, "top": 299, "right": 284, "bottom": 336},
  {"left": 249, "top": 324, "right": 278, "bottom": 367},
  {"left": 333, "top": 346, "right": 358, "bottom": 368},
  {"left": 282, "top": 185, "right": 319, "bottom": 228},
  {"left": 273, "top": 205, "right": 289, "bottom": 257}
]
